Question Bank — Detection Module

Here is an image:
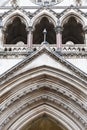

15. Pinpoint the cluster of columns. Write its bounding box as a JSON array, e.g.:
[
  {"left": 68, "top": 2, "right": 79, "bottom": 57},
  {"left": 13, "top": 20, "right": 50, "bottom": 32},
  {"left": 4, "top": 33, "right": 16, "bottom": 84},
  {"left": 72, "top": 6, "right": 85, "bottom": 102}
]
[
  {"left": 26, "top": 23, "right": 63, "bottom": 50},
  {"left": 0, "top": 19, "right": 87, "bottom": 50}
]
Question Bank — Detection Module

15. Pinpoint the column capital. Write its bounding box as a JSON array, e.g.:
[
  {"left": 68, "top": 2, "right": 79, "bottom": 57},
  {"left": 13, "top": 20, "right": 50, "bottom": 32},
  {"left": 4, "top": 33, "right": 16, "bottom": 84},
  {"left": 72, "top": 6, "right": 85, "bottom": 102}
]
[
  {"left": 27, "top": 26, "right": 33, "bottom": 33},
  {"left": 55, "top": 26, "right": 63, "bottom": 34}
]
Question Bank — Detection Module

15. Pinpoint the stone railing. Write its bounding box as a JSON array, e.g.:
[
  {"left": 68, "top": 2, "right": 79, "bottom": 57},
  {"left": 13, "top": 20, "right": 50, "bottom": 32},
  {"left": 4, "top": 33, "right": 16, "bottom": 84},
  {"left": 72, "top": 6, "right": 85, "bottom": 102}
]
[{"left": 0, "top": 44, "right": 87, "bottom": 58}]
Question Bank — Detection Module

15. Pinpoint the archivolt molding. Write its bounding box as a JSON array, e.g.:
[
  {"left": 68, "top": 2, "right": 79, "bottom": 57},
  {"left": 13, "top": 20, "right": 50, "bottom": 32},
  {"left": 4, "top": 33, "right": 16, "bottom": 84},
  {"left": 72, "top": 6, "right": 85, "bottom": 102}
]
[
  {"left": 58, "top": 6, "right": 87, "bottom": 24},
  {"left": 32, "top": 10, "right": 57, "bottom": 28},
  {"left": 2, "top": 9, "right": 29, "bottom": 29},
  {"left": 0, "top": 5, "right": 87, "bottom": 29},
  {"left": 6, "top": 105, "right": 79, "bottom": 130},
  {"left": 1, "top": 79, "right": 87, "bottom": 112},
  {"left": 0, "top": 65, "right": 87, "bottom": 96},
  {"left": 0, "top": 72, "right": 87, "bottom": 130},
  {"left": 0, "top": 87, "right": 86, "bottom": 130},
  {"left": 60, "top": 11, "right": 85, "bottom": 27}
]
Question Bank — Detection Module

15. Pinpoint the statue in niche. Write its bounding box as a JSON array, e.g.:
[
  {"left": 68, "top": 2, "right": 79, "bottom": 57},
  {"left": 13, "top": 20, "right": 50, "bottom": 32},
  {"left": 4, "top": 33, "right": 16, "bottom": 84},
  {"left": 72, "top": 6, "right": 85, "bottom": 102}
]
[{"left": 10, "top": 0, "right": 18, "bottom": 7}]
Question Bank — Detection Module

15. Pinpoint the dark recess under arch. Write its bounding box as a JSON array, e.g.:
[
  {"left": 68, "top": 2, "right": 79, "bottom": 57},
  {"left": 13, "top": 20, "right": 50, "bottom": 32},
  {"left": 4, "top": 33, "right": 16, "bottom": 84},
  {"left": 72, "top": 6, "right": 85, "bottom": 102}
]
[
  {"left": 21, "top": 115, "right": 66, "bottom": 130},
  {"left": 33, "top": 17, "right": 56, "bottom": 44},
  {"left": 5, "top": 17, "right": 27, "bottom": 44},
  {"left": 62, "top": 17, "right": 84, "bottom": 44}
]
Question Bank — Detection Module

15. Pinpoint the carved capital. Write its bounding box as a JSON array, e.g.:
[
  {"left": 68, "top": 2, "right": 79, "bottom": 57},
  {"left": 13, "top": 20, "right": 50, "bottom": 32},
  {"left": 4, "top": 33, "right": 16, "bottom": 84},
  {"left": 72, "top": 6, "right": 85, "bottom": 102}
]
[
  {"left": 27, "top": 26, "right": 33, "bottom": 34},
  {"left": 55, "top": 26, "right": 62, "bottom": 34}
]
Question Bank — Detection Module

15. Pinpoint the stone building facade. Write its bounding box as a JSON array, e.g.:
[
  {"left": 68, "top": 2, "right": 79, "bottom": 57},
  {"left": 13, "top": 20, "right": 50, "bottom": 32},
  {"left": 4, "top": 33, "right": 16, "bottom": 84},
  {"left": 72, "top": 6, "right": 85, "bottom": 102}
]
[{"left": 0, "top": 0, "right": 87, "bottom": 130}]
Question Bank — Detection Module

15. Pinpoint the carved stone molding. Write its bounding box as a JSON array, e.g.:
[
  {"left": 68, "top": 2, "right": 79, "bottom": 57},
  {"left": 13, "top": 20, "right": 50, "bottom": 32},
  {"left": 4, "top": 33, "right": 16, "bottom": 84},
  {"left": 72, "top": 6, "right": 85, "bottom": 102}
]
[
  {"left": 0, "top": 94, "right": 87, "bottom": 130},
  {"left": 0, "top": 83, "right": 87, "bottom": 130}
]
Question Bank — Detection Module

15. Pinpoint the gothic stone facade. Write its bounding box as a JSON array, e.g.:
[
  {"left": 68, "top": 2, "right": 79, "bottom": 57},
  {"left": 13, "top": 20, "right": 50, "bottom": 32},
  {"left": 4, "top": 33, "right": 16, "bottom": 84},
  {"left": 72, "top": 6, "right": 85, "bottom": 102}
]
[{"left": 0, "top": 0, "right": 87, "bottom": 130}]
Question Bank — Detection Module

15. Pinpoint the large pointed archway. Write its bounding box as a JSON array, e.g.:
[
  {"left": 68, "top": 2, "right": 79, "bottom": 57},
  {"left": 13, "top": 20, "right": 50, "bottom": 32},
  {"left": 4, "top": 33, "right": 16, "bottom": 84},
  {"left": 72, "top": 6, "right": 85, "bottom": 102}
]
[{"left": 0, "top": 47, "right": 87, "bottom": 130}]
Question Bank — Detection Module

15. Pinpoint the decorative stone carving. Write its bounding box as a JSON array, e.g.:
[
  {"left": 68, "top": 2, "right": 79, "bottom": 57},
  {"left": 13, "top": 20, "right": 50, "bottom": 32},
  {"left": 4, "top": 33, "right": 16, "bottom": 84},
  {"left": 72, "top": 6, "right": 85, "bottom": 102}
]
[
  {"left": 10, "top": 0, "right": 18, "bottom": 7},
  {"left": 1, "top": 94, "right": 87, "bottom": 130}
]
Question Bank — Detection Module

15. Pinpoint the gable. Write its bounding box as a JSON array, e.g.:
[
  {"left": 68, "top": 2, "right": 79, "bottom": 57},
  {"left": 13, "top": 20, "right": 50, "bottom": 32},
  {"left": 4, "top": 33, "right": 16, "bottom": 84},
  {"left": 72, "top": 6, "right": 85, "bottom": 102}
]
[
  {"left": 0, "top": 46, "right": 87, "bottom": 87},
  {"left": 17, "top": 53, "right": 71, "bottom": 75}
]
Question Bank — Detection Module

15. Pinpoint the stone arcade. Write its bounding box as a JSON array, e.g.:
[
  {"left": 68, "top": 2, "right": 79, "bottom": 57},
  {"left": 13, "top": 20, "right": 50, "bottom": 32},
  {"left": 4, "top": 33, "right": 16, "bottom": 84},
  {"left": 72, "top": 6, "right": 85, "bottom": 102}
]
[{"left": 0, "top": 0, "right": 87, "bottom": 130}]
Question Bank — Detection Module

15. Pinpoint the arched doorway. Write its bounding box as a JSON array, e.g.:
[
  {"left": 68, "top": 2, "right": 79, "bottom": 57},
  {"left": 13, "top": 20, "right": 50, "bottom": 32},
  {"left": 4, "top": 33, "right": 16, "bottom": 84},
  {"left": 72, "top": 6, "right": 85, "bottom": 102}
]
[
  {"left": 33, "top": 17, "right": 56, "bottom": 44},
  {"left": 5, "top": 17, "right": 27, "bottom": 44},
  {"left": 21, "top": 116, "right": 66, "bottom": 130},
  {"left": 62, "top": 16, "right": 84, "bottom": 44}
]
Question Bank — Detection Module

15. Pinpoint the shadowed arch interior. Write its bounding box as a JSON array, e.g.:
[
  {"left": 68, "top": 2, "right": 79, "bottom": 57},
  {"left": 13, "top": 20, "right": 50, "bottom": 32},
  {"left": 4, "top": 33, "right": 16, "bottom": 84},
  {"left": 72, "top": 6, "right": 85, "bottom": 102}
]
[
  {"left": 33, "top": 17, "right": 56, "bottom": 44},
  {"left": 5, "top": 17, "right": 27, "bottom": 44},
  {"left": 62, "top": 17, "right": 84, "bottom": 44},
  {"left": 21, "top": 115, "right": 66, "bottom": 130}
]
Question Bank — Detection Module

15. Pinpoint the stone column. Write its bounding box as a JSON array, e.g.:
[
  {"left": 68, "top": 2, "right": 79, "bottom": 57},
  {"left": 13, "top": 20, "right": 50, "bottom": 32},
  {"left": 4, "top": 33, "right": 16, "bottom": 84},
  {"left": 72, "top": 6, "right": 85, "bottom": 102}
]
[
  {"left": 55, "top": 26, "right": 62, "bottom": 50},
  {"left": 27, "top": 26, "right": 33, "bottom": 49},
  {"left": 85, "top": 30, "right": 87, "bottom": 46},
  {"left": 0, "top": 18, "right": 3, "bottom": 49}
]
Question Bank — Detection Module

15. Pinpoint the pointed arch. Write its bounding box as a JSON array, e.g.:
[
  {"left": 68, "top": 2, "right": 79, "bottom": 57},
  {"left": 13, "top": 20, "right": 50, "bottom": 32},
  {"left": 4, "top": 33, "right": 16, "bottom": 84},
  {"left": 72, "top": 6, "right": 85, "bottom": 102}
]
[
  {"left": 4, "top": 16, "right": 27, "bottom": 44},
  {"left": 3, "top": 10, "right": 29, "bottom": 29},
  {"left": 33, "top": 16, "right": 56, "bottom": 44},
  {"left": 61, "top": 14, "right": 85, "bottom": 44},
  {"left": 9, "top": 105, "right": 79, "bottom": 130},
  {"left": 0, "top": 65, "right": 86, "bottom": 130},
  {"left": 31, "top": 11, "right": 57, "bottom": 44},
  {"left": 2, "top": 10, "right": 29, "bottom": 45},
  {"left": 32, "top": 10, "right": 57, "bottom": 28},
  {"left": 61, "top": 12, "right": 85, "bottom": 27}
]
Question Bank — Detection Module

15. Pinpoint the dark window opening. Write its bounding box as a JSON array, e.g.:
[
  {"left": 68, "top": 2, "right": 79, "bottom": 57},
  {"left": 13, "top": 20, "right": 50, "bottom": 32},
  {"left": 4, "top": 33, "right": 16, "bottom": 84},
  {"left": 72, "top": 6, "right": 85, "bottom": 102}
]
[
  {"left": 5, "top": 17, "right": 27, "bottom": 44},
  {"left": 33, "top": 17, "right": 56, "bottom": 44},
  {"left": 62, "top": 17, "right": 84, "bottom": 44}
]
